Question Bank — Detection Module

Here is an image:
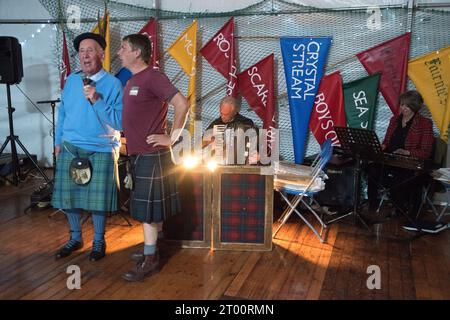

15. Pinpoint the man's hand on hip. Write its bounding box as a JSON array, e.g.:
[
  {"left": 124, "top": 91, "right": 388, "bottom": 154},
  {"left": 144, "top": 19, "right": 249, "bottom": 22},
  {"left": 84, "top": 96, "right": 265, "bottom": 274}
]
[{"left": 146, "top": 134, "right": 171, "bottom": 147}]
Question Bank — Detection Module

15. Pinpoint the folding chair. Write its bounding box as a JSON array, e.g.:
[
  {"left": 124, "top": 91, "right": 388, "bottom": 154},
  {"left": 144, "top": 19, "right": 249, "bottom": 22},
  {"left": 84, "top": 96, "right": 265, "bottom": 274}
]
[
  {"left": 273, "top": 140, "right": 333, "bottom": 243},
  {"left": 418, "top": 169, "right": 450, "bottom": 222},
  {"left": 402, "top": 170, "right": 450, "bottom": 234}
]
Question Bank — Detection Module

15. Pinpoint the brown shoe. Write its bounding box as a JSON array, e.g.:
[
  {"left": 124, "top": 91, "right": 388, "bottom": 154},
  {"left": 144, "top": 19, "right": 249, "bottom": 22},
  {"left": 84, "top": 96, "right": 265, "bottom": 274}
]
[
  {"left": 130, "top": 245, "right": 162, "bottom": 261},
  {"left": 130, "top": 251, "right": 144, "bottom": 261},
  {"left": 122, "top": 252, "right": 160, "bottom": 282}
]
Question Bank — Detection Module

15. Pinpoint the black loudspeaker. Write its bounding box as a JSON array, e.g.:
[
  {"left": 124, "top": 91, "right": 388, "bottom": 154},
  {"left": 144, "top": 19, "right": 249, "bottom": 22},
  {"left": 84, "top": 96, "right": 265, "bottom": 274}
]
[
  {"left": 315, "top": 156, "right": 356, "bottom": 210},
  {"left": 0, "top": 37, "right": 24, "bottom": 84}
]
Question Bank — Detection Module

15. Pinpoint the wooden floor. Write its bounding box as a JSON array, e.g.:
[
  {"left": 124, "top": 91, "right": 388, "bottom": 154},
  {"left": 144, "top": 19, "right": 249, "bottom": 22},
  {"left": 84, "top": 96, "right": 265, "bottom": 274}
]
[{"left": 1, "top": 176, "right": 450, "bottom": 300}]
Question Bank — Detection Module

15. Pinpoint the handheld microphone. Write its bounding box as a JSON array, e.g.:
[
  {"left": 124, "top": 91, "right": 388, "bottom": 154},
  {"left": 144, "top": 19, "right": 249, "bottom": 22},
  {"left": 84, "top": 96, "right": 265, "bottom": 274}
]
[
  {"left": 82, "top": 75, "right": 94, "bottom": 104},
  {"left": 82, "top": 75, "right": 93, "bottom": 86}
]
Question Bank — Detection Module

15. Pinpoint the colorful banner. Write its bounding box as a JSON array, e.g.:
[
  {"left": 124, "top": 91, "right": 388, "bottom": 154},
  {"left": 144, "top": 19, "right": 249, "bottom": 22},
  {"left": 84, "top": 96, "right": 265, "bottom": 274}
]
[
  {"left": 343, "top": 73, "right": 381, "bottom": 130},
  {"left": 237, "top": 54, "right": 276, "bottom": 153},
  {"left": 60, "top": 31, "right": 71, "bottom": 90},
  {"left": 115, "top": 67, "right": 132, "bottom": 87},
  {"left": 280, "top": 37, "right": 332, "bottom": 164},
  {"left": 116, "top": 18, "right": 160, "bottom": 85},
  {"left": 408, "top": 46, "right": 450, "bottom": 141},
  {"left": 139, "top": 17, "right": 160, "bottom": 69},
  {"left": 200, "top": 17, "right": 238, "bottom": 97},
  {"left": 356, "top": 33, "right": 410, "bottom": 115},
  {"left": 92, "top": 11, "right": 110, "bottom": 72},
  {"left": 167, "top": 21, "right": 197, "bottom": 76},
  {"left": 445, "top": 92, "right": 450, "bottom": 143},
  {"left": 309, "top": 71, "right": 346, "bottom": 146},
  {"left": 167, "top": 20, "right": 198, "bottom": 134}
]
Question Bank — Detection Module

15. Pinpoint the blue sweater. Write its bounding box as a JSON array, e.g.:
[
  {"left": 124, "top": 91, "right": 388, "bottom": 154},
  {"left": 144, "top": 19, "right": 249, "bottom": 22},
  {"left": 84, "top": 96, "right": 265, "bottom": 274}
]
[{"left": 56, "top": 71, "right": 123, "bottom": 152}]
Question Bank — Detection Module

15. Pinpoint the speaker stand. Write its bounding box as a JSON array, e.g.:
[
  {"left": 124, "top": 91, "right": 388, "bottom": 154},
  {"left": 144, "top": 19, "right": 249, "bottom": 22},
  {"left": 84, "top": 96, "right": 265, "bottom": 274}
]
[{"left": 0, "top": 84, "right": 49, "bottom": 186}]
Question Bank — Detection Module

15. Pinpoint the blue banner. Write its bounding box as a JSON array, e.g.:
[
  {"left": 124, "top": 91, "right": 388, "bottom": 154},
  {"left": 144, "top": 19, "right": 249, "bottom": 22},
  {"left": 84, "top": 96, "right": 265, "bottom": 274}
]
[
  {"left": 280, "top": 37, "right": 332, "bottom": 163},
  {"left": 115, "top": 67, "right": 132, "bottom": 87}
]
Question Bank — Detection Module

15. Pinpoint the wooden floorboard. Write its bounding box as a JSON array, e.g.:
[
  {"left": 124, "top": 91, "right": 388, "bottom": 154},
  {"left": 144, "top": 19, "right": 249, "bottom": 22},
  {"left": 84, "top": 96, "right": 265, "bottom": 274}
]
[{"left": 1, "top": 177, "right": 450, "bottom": 300}]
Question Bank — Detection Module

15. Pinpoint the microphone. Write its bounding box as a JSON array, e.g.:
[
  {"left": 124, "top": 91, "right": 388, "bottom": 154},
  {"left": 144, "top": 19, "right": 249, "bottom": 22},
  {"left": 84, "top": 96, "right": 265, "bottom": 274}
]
[
  {"left": 82, "top": 74, "right": 94, "bottom": 104},
  {"left": 82, "top": 75, "right": 93, "bottom": 86}
]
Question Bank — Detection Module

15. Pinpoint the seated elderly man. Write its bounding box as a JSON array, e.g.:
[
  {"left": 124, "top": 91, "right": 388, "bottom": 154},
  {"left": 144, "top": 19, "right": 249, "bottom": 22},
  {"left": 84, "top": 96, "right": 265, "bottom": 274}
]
[{"left": 204, "top": 96, "right": 259, "bottom": 165}]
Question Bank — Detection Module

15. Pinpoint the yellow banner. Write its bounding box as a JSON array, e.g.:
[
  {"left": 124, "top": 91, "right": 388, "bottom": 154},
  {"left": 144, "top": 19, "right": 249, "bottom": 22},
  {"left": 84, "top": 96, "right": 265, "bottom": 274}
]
[
  {"left": 92, "top": 11, "right": 110, "bottom": 72},
  {"left": 408, "top": 46, "right": 450, "bottom": 141},
  {"left": 443, "top": 53, "right": 450, "bottom": 141},
  {"left": 167, "top": 21, "right": 197, "bottom": 76},
  {"left": 167, "top": 21, "right": 197, "bottom": 134},
  {"left": 188, "top": 73, "right": 196, "bottom": 134}
]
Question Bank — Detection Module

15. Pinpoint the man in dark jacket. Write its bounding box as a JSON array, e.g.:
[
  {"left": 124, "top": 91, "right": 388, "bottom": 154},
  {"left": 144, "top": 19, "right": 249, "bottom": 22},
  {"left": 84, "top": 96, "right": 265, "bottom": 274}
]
[{"left": 205, "top": 96, "right": 259, "bottom": 165}]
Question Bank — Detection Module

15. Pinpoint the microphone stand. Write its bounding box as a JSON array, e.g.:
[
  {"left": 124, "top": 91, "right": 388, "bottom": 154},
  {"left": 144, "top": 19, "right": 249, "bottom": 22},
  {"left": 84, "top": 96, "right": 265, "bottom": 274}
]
[
  {"left": 27, "top": 99, "right": 63, "bottom": 217},
  {"left": 35, "top": 99, "right": 89, "bottom": 224},
  {"left": 37, "top": 99, "right": 60, "bottom": 172}
]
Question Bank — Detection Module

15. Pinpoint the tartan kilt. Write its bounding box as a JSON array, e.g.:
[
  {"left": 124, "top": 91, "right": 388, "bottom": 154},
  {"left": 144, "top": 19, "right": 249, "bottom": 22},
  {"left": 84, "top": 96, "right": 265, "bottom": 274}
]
[
  {"left": 51, "top": 142, "right": 119, "bottom": 213},
  {"left": 129, "top": 150, "right": 180, "bottom": 224}
]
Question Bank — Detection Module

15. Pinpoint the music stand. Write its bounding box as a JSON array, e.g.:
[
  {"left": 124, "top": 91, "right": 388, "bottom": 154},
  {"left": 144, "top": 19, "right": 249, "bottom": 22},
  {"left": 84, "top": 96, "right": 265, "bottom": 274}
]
[
  {"left": 326, "top": 127, "right": 384, "bottom": 231},
  {"left": 332, "top": 127, "right": 421, "bottom": 233}
]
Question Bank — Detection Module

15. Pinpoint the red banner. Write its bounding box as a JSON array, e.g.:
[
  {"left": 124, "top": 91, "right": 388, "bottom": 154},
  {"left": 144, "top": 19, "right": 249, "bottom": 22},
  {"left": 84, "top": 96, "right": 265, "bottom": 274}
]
[
  {"left": 309, "top": 71, "right": 346, "bottom": 146},
  {"left": 200, "top": 17, "right": 238, "bottom": 97},
  {"left": 60, "top": 31, "right": 71, "bottom": 90},
  {"left": 139, "top": 17, "right": 159, "bottom": 69},
  {"left": 238, "top": 53, "right": 275, "bottom": 133},
  {"left": 238, "top": 54, "right": 276, "bottom": 154},
  {"left": 356, "top": 33, "right": 411, "bottom": 115}
]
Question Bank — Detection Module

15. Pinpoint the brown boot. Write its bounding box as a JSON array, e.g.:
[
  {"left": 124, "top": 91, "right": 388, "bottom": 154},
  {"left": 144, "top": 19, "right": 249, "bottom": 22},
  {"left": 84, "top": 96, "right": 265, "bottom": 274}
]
[{"left": 122, "top": 252, "right": 160, "bottom": 282}]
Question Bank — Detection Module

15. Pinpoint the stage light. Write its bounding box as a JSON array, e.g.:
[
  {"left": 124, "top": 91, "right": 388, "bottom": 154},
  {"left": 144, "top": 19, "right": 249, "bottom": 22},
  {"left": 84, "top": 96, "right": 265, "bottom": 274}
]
[
  {"left": 183, "top": 156, "right": 199, "bottom": 169},
  {"left": 206, "top": 160, "right": 217, "bottom": 172}
]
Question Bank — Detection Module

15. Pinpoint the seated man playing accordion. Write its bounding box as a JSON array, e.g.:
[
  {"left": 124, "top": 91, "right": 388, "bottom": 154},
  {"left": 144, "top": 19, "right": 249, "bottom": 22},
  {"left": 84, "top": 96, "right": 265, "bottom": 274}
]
[{"left": 204, "top": 96, "right": 259, "bottom": 165}]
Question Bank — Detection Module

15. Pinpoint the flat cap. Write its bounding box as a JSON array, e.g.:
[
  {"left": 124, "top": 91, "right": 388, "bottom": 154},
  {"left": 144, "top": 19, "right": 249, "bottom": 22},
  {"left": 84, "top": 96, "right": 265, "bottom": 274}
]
[{"left": 73, "top": 32, "right": 106, "bottom": 52}]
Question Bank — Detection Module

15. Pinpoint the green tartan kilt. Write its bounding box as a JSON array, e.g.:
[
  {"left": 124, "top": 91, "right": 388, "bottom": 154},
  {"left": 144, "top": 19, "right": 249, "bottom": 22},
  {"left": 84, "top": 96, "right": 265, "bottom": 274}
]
[
  {"left": 129, "top": 150, "right": 180, "bottom": 224},
  {"left": 51, "top": 141, "right": 119, "bottom": 213}
]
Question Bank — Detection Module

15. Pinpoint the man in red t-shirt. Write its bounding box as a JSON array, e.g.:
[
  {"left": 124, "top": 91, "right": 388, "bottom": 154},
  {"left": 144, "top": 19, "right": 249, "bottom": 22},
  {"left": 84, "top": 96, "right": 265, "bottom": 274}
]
[{"left": 118, "top": 34, "right": 190, "bottom": 282}]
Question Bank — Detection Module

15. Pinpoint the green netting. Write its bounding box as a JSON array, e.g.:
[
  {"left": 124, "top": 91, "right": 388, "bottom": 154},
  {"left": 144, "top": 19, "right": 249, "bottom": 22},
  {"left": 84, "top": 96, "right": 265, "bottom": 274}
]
[{"left": 39, "top": 0, "right": 450, "bottom": 162}]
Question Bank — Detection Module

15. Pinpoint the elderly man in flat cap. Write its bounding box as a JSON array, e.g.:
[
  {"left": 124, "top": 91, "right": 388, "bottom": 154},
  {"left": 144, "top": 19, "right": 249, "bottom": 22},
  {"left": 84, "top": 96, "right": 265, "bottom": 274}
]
[{"left": 52, "top": 32, "right": 123, "bottom": 262}]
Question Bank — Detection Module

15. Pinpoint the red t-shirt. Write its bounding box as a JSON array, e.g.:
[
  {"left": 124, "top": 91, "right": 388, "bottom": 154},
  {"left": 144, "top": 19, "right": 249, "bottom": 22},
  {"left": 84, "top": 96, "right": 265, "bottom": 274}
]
[{"left": 122, "top": 67, "right": 178, "bottom": 155}]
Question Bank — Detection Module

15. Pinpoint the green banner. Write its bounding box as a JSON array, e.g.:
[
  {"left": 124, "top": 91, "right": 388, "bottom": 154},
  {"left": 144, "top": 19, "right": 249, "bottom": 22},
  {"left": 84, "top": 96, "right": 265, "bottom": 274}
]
[{"left": 343, "top": 73, "right": 381, "bottom": 130}]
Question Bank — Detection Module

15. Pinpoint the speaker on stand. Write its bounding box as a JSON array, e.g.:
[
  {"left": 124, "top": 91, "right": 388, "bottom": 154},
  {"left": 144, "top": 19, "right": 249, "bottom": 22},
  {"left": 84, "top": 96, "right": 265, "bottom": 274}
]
[
  {"left": 0, "top": 36, "right": 23, "bottom": 84},
  {"left": 0, "top": 36, "right": 50, "bottom": 188}
]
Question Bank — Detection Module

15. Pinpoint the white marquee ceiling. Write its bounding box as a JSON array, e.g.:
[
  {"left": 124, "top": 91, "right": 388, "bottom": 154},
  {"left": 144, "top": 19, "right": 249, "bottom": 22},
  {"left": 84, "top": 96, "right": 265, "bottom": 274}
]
[{"left": 113, "top": 0, "right": 446, "bottom": 12}]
